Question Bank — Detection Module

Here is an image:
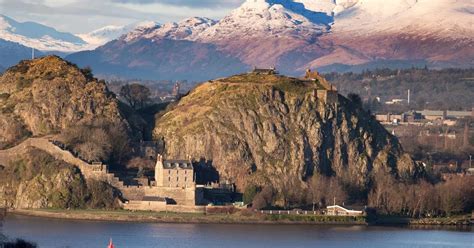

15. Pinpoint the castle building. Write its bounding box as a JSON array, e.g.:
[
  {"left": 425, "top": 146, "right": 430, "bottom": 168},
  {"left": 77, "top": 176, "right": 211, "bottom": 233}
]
[
  {"left": 152, "top": 155, "right": 203, "bottom": 205},
  {"left": 155, "top": 155, "right": 195, "bottom": 188},
  {"left": 305, "top": 68, "right": 338, "bottom": 104}
]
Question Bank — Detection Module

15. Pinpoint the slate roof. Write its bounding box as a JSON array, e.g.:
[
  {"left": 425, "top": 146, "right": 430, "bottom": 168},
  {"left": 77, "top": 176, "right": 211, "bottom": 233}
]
[{"left": 162, "top": 160, "right": 193, "bottom": 170}]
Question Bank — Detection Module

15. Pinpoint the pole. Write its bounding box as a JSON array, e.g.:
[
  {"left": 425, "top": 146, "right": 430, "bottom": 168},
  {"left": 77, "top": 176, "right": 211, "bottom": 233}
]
[{"left": 408, "top": 89, "right": 410, "bottom": 106}]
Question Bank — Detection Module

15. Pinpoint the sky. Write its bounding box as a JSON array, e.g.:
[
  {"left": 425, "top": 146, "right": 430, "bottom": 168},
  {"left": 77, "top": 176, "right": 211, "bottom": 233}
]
[{"left": 0, "top": 0, "right": 245, "bottom": 34}]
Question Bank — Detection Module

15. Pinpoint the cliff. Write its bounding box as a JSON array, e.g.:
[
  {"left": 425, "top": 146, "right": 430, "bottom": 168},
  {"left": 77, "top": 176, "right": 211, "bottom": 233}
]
[
  {"left": 0, "top": 55, "right": 125, "bottom": 148},
  {"left": 153, "top": 73, "right": 422, "bottom": 199},
  {"left": 0, "top": 148, "right": 118, "bottom": 209}
]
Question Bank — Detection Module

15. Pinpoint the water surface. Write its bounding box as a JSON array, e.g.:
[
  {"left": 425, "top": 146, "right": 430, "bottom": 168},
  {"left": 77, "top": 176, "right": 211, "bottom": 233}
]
[{"left": 2, "top": 215, "right": 473, "bottom": 248}]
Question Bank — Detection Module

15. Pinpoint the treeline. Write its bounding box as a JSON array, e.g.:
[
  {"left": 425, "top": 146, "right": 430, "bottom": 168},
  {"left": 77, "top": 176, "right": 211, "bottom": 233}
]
[
  {"left": 58, "top": 119, "right": 131, "bottom": 166},
  {"left": 245, "top": 169, "right": 474, "bottom": 217},
  {"left": 369, "top": 168, "right": 474, "bottom": 217},
  {"left": 325, "top": 68, "right": 474, "bottom": 112}
]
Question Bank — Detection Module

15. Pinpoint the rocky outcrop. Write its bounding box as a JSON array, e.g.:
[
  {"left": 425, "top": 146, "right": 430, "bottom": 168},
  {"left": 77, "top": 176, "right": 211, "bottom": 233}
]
[
  {"left": 153, "top": 74, "right": 422, "bottom": 197},
  {"left": 0, "top": 147, "right": 119, "bottom": 209},
  {"left": 0, "top": 55, "right": 125, "bottom": 148}
]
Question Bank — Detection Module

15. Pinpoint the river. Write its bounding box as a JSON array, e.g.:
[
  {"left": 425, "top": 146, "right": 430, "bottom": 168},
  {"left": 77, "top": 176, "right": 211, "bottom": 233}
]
[{"left": 1, "top": 214, "right": 473, "bottom": 248}]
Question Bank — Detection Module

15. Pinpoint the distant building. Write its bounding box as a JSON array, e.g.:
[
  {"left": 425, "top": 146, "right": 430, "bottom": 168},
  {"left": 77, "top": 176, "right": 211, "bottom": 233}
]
[
  {"left": 326, "top": 205, "right": 365, "bottom": 216},
  {"left": 172, "top": 82, "right": 181, "bottom": 97},
  {"left": 251, "top": 67, "right": 278, "bottom": 75},
  {"left": 385, "top": 99, "right": 407, "bottom": 105},
  {"left": 401, "top": 111, "right": 423, "bottom": 122},
  {"left": 414, "top": 109, "right": 474, "bottom": 121}
]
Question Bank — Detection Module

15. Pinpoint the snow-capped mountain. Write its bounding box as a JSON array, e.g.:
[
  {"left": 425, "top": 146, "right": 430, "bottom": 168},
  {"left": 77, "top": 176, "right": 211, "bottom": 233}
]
[
  {"left": 67, "top": 0, "right": 474, "bottom": 80},
  {"left": 0, "top": 15, "right": 87, "bottom": 52},
  {"left": 123, "top": 17, "right": 216, "bottom": 42},
  {"left": 78, "top": 21, "right": 158, "bottom": 48}
]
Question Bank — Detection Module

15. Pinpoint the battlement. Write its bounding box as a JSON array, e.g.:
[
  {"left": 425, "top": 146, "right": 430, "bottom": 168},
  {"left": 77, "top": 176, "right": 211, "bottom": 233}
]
[{"left": 305, "top": 69, "right": 338, "bottom": 104}]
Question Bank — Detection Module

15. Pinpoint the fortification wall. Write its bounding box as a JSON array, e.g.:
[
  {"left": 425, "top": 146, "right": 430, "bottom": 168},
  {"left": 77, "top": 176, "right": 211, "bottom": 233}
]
[
  {"left": 144, "top": 187, "right": 197, "bottom": 205},
  {"left": 316, "top": 90, "right": 338, "bottom": 104},
  {"left": 124, "top": 201, "right": 206, "bottom": 213}
]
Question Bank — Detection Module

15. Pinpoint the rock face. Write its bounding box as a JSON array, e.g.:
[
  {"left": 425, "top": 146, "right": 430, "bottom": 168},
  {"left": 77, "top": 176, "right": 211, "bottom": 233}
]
[
  {"left": 0, "top": 148, "right": 87, "bottom": 209},
  {"left": 153, "top": 73, "right": 421, "bottom": 196},
  {"left": 0, "top": 55, "right": 124, "bottom": 148},
  {"left": 0, "top": 148, "right": 118, "bottom": 209}
]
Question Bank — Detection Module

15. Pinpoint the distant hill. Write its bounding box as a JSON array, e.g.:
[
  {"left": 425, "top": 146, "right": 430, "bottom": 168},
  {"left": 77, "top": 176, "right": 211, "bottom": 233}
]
[
  {"left": 0, "top": 15, "right": 87, "bottom": 52},
  {"left": 326, "top": 68, "right": 474, "bottom": 111},
  {"left": 67, "top": 38, "right": 249, "bottom": 81},
  {"left": 0, "top": 38, "right": 43, "bottom": 70},
  {"left": 66, "top": 0, "right": 474, "bottom": 81},
  {"left": 77, "top": 21, "right": 158, "bottom": 49}
]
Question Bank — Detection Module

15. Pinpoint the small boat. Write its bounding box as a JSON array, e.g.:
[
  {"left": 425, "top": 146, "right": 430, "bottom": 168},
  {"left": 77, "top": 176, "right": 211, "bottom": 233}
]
[{"left": 108, "top": 238, "right": 115, "bottom": 248}]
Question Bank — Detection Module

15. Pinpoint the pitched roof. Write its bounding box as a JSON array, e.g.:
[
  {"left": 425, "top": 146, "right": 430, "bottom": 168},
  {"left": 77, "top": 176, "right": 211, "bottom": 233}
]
[
  {"left": 162, "top": 160, "right": 193, "bottom": 170},
  {"left": 327, "top": 205, "right": 365, "bottom": 212}
]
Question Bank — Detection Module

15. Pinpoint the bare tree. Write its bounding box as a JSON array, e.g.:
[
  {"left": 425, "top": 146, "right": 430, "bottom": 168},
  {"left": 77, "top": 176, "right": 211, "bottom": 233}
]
[
  {"left": 120, "top": 83, "right": 151, "bottom": 109},
  {"left": 252, "top": 185, "right": 275, "bottom": 209}
]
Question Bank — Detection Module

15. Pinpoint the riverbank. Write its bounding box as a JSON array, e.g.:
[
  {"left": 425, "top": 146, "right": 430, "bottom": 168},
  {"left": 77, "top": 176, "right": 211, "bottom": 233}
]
[
  {"left": 372, "top": 214, "right": 473, "bottom": 226},
  {"left": 9, "top": 209, "right": 472, "bottom": 226},
  {"left": 9, "top": 209, "right": 366, "bottom": 225}
]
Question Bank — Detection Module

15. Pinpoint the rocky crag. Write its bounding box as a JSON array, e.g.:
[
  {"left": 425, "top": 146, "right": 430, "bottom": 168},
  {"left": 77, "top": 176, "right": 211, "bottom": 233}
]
[
  {"left": 0, "top": 55, "right": 126, "bottom": 149},
  {"left": 153, "top": 73, "right": 422, "bottom": 200},
  {"left": 0, "top": 56, "right": 130, "bottom": 209}
]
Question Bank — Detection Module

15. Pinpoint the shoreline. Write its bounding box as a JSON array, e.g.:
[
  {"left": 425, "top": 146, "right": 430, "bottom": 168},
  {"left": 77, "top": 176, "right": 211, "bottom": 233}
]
[
  {"left": 7, "top": 209, "right": 472, "bottom": 227},
  {"left": 8, "top": 209, "right": 366, "bottom": 225}
]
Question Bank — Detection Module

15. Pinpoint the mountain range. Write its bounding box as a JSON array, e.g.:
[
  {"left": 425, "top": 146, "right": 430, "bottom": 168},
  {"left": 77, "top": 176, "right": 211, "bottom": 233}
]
[{"left": 1, "top": 0, "right": 473, "bottom": 80}]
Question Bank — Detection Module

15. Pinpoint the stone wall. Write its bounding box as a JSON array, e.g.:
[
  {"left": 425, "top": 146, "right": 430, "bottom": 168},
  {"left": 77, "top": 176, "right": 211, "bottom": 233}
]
[
  {"left": 316, "top": 90, "right": 338, "bottom": 104},
  {"left": 124, "top": 201, "right": 206, "bottom": 213},
  {"left": 144, "top": 186, "right": 198, "bottom": 205}
]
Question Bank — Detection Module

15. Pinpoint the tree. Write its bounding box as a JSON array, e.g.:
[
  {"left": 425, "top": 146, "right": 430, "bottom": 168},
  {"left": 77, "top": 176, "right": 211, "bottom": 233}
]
[
  {"left": 243, "top": 185, "right": 259, "bottom": 205},
  {"left": 80, "top": 66, "right": 94, "bottom": 81},
  {"left": 120, "top": 83, "right": 151, "bottom": 109},
  {"left": 307, "top": 174, "right": 326, "bottom": 210},
  {"left": 348, "top": 93, "right": 362, "bottom": 107},
  {"left": 252, "top": 186, "right": 275, "bottom": 209},
  {"left": 59, "top": 119, "right": 129, "bottom": 165},
  {"left": 280, "top": 174, "right": 304, "bottom": 209}
]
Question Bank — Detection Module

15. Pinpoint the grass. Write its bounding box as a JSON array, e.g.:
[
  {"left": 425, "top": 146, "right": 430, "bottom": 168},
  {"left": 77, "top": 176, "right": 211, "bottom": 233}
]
[{"left": 16, "top": 208, "right": 369, "bottom": 225}]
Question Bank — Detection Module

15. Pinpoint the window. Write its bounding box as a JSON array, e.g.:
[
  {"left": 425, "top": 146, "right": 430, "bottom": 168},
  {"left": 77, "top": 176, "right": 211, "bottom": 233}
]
[
  {"left": 168, "top": 177, "right": 170, "bottom": 182},
  {"left": 184, "top": 177, "right": 187, "bottom": 182}
]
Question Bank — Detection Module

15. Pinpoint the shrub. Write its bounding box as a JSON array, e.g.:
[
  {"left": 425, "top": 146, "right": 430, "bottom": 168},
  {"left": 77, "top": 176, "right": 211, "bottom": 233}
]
[
  {"left": 87, "top": 180, "right": 119, "bottom": 209},
  {"left": 15, "top": 77, "right": 32, "bottom": 90},
  {"left": 2, "top": 238, "right": 37, "bottom": 248},
  {"left": 243, "top": 185, "right": 259, "bottom": 205}
]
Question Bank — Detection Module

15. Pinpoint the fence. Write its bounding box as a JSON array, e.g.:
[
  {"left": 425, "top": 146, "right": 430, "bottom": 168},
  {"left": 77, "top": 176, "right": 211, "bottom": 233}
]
[{"left": 257, "top": 210, "right": 324, "bottom": 215}]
